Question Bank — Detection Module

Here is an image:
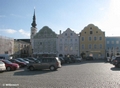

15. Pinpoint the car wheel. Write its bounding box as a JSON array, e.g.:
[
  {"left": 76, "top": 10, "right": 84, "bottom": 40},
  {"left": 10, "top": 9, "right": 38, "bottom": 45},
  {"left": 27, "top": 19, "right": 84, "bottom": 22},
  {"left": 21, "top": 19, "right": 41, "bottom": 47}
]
[
  {"left": 29, "top": 66, "right": 34, "bottom": 71},
  {"left": 6, "top": 67, "right": 11, "bottom": 71},
  {"left": 49, "top": 66, "right": 56, "bottom": 71}
]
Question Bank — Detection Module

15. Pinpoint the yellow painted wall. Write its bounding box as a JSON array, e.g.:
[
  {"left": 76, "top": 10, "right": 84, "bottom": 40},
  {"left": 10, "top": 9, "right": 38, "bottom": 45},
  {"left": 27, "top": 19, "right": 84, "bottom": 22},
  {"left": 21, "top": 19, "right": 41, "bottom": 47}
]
[{"left": 80, "top": 24, "right": 105, "bottom": 59}]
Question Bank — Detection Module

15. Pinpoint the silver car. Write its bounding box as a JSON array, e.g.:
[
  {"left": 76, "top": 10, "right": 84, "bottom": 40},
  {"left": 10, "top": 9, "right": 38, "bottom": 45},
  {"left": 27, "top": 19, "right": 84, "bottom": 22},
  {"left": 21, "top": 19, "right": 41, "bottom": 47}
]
[
  {"left": 0, "top": 61, "right": 6, "bottom": 72},
  {"left": 27, "top": 57, "right": 61, "bottom": 71}
]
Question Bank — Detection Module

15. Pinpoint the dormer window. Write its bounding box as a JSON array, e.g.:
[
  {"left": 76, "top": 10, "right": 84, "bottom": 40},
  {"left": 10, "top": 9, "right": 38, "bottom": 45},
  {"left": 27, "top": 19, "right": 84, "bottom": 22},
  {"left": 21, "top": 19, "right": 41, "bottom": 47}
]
[{"left": 90, "top": 27, "right": 92, "bottom": 29}]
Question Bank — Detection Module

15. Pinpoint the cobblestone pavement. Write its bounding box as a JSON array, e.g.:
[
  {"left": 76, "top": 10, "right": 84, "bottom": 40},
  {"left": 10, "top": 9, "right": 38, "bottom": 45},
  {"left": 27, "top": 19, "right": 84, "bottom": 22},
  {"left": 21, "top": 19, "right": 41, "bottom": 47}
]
[{"left": 0, "top": 60, "right": 120, "bottom": 88}]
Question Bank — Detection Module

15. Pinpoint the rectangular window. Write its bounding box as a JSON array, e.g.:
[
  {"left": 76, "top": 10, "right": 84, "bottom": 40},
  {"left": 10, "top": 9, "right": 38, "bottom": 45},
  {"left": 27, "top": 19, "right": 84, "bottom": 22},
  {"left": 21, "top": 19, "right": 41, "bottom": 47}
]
[
  {"left": 89, "top": 44, "right": 92, "bottom": 49},
  {"left": 60, "top": 39, "right": 62, "bottom": 42},
  {"left": 107, "top": 41, "right": 109, "bottom": 44},
  {"left": 116, "top": 41, "right": 119, "bottom": 44},
  {"left": 75, "top": 39, "right": 77, "bottom": 42},
  {"left": 112, "top": 41, "right": 114, "bottom": 44},
  {"left": 100, "top": 44, "right": 102, "bottom": 49},
  {"left": 94, "top": 44, "right": 96, "bottom": 49},
  {"left": 60, "top": 46, "right": 62, "bottom": 51},
  {"left": 90, "top": 31, "right": 92, "bottom": 34},
  {"left": 94, "top": 37, "right": 97, "bottom": 41},
  {"left": 82, "top": 37, "right": 84, "bottom": 41},
  {"left": 99, "top": 37, "right": 102, "bottom": 40},
  {"left": 82, "top": 45, "right": 84, "bottom": 49},
  {"left": 89, "top": 37, "right": 91, "bottom": 41}
]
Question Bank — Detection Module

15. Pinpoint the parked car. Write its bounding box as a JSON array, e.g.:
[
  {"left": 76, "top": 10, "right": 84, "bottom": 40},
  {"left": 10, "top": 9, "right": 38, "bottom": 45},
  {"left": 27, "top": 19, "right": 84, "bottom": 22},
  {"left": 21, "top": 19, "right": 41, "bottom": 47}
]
[
  {"left": 27, "top": 57, "right": 61, "bottom": 71},
  {"left": 64, "top": 57, "right": 72, "bottom": 63},
  {"left": 0, "top": 61, "right": 6, "bottom": 72},
  {"left": 75, "top": 57, "right": 82, "bottom": 62},
  {"left": 59, "top": 57, "right": 65, "bottom": 64},
  {"left": 70, "top": 57, "right": 76, "bottom": 63},
  {"left": 24, "top": 58, "right": 35, "bottom": 63},
  {"left": 9, "top": 59, "right": 26, "bottom": 67},
  {"left": 112, "top": 56, "right": 120, "bottom": 67},
  {"left": 86, "top": 56, "right": 94, "bottom": 60},
  {"left": 16, "top": 58, "right": 29, "bottom": 64},
  {"left": 111, "top": 56, "right": 116, "bottom": 63},
  {"left": 107, "top": 57, "right": 111, "bottom": 62},
  {"left": 0, "top": 54, "right": 11, "bottom": 60},
  {"left": 1, "top": 60, "right": 19, "bottom": 71},
  {"left": 27, "top": 57, "right": 39, "bottom": 63}
]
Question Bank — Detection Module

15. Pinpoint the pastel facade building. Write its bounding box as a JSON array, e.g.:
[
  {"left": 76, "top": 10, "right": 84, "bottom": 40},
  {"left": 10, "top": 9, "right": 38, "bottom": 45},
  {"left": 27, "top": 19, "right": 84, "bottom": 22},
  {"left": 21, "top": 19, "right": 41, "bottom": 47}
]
[
  {"left": 32, "top": 26, "right": 58, "bottom": 57},
  {"left": 57, "top": 28, "right": 79, "bottom": 57},
  {"left": 80, "top": 24, "right": 106, "bottom": 59},
  {"left": 106, "top": 37, "right": 120, "bottom": 57}
]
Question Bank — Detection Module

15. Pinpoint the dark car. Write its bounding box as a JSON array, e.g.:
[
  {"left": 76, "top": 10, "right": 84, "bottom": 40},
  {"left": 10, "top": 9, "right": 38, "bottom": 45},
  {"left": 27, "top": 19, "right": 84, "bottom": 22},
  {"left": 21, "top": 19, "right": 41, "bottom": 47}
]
[
  {"left": 27, "top": 57, "right": 61, "bottom": 71},
  {"left": 16, "top": 58, "right": 29, "bottom": 64},
  {"left": 24, "top": 58, "right": 35, "bottom": 63},
  {"left": 1, "top": 60, "right": 19, "bottom": 71},
  {"left": 9, "top": 59, "right": 26, "bottom": 67},
  {"left": 27, "top": 57, "right": 39, "bottom": 63},
  {"left": 59, "top": 57, "right": 65, "bottom": 64},
  {"left": 86, "top": 56, "right": 94, "bottom": 60},
  {"left": 75, "top": 57, "right": 82, "bottom": 62},
  {"left": 64, "top": 57, "right": 72, "bottom": 63},
  {"left": 112, "top": 56, "right": 120, "bottom": 67},
  {"left": 70, "top": 57, "right": 76, "bottom": 63}
]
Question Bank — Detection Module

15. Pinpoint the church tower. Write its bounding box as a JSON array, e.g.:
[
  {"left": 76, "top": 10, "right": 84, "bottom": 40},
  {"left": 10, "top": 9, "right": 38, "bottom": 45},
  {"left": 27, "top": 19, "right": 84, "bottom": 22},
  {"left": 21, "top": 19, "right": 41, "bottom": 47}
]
[
  {"left": 30, "top": 9, "right": 37, "bottom": 54},
  {"left": 30, "top": 9, "right": 37, "bottom": 42}
]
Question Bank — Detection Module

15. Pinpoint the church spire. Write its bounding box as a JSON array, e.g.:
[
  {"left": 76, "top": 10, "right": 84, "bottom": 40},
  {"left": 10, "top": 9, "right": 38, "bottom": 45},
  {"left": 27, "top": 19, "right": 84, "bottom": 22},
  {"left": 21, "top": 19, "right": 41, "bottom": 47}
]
[{"left": 31, "top": 9, "right": 37, "bottom": 28}]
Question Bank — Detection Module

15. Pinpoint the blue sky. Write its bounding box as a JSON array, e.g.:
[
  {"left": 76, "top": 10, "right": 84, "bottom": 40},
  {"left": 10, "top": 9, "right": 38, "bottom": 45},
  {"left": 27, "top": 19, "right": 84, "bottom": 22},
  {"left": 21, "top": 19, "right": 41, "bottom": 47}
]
[{"left": 0, "top": 0, "right": 120, "bottom": 39}]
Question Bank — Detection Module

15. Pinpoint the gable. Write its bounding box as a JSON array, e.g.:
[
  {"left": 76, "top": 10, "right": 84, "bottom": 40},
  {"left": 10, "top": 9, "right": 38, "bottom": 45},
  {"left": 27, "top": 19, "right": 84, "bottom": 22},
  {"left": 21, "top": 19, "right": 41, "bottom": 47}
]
[
  {"left": 34, "top": 26, "right": 57, "bottom": 39},
  {"left": 80, "top": 24, "right": 105, "bottom": 36}
]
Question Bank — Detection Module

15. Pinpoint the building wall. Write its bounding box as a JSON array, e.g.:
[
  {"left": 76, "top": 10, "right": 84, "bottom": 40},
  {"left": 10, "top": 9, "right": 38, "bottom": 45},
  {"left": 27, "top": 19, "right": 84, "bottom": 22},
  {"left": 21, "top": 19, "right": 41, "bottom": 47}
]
[
  {"left": 0, "top": 36, "right": 14, "bottom": 55},
  {"left": 80, "top": 24, "right": 105, "bottom": 59},
  {"left": 33, "top": 26, "right": 57, "bottom": 57},
  {"left": 14, "top": 39, "right": 31, "bottom": 58},
  {"left": 106, "top": 37, "right": 120, "bottom": 57},
  {"left": 57, "top": 28, "right": 79, "bottom": 57}
]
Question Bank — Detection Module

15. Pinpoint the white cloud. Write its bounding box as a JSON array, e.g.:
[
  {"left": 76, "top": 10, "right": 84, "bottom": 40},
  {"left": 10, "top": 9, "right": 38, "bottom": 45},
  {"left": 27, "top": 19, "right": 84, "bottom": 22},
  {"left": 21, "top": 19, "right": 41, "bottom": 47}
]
[
  {"left": 5, "top": 29, "right": 17, "bottom": 34},
  {"left": 18, "top": 29, "right": 30, "bottom": 37},
  {"left": 0, "top": 29, "right": 17, "bottom": 34}
]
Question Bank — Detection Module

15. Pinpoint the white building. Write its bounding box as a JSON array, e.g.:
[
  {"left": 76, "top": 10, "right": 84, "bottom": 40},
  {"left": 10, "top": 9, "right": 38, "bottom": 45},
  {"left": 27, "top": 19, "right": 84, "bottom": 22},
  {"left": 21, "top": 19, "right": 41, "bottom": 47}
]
[
  {"left": 57, "top": 28, "right": 79, "bottom": 57},
  {"left": 0, "top": 36, "right": 14, "bottom": 55},
  {"left": 32, "top": 26, "right": 58, "bottom": 57}
]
